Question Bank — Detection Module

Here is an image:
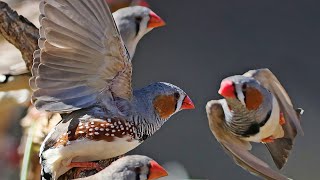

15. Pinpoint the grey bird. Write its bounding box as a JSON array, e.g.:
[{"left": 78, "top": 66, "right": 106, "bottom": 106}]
[
  {"left": 206, "top": 68, "right": 303, "bottom": 180},
  {"left": 77, "top": 155, "right": 168, "bottom": 180},
  {"left": 31, "top": 0, "right": 194, "bottom": 179}
]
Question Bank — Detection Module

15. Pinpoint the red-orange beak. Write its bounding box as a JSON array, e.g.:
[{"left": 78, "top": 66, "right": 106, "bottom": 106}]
[
  {"left": 147, "top": 11, "right": 166, "bottom": 29},
  {"left": 148, "top": 160, "right": 168, "bottom": 180},
  {"left": 180, "top": 95, "right": 195, "bottom": 110},
  {"left": 218, "top": 80, "right": 236, "bottom": 98}
]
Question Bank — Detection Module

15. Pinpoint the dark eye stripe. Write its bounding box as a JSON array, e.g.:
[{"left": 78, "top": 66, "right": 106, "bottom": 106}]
[
  {"left": 174, "top": 99, "right": 178, "bottom": 111},
  {"left": 232, "top": 83, "right": 240, "bottom": 101},
  {"left": 135, "top": 17, "right": 142, "bottom": 36},
  {"left": 135, "top": 22, "right": 140, "bottom": 36},
  {"left": 259, "top": 110, "right": 272, "bottom": 127},
  {"left": 135, "top": 167, "right": 141, "bottom": 180},
  {"left": 174, "top": 93, "right": 180, "bottom": 110},
  {"left": 242, "top": 84, "right": 247, "bottom": 104}
]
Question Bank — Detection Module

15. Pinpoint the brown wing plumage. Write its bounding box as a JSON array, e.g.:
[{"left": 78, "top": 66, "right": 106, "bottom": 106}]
[
  {"left": 32, "top": 0, "right": 132, "bottom": 113},
  {"left": 206, "top": 100, "right": 291, "bottom": 180}
]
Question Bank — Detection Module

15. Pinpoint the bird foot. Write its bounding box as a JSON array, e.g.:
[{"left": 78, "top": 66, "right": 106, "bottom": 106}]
[
  {"left": 261, "top": 136, "right": 274, "bottom": 143},
  {"left": 279, "top": 112, "right": 286, "bottom": 125},
  {"left": 68, "top": 162, "right": 103, "bottom": 178}
]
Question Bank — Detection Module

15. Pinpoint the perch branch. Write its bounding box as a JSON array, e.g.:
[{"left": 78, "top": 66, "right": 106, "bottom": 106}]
[{"left": 0, "top": 1, "right": 38, "bottom": 71}]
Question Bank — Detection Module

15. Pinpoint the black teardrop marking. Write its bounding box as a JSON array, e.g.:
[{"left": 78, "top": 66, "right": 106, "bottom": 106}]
[
  {"left": 242, "top": 110, "right": 272, "bottom": 137},
  {"left": 243, "top": 123, "right": 260, "bottom": 137},
  {"left": 135, "top": 16, "right": 142, "bottom": 36},
  {"left": 259, "top": 110, "right": 272, "bottom": 127}
]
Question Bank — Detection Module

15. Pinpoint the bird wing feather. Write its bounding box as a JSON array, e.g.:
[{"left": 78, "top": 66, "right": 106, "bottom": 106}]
[
  {"left": 206, "top": 100, "right": 291, "bottom": 180},
  {"left": 32, "top": 0, "right": 132, "bottom": 112}
]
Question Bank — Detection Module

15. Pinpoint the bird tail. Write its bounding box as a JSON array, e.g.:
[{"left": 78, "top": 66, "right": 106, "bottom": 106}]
[
  {"left": 265, "top": 138, "right": 293, "bottom": 170},
  {"left": 40, "top": 148, "right": 63, "bottom": 180}
]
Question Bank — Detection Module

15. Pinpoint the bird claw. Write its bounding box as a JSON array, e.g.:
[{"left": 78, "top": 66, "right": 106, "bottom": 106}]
[
  {"left": 261, "top": 136, "right": 274, "bottom": 143},
  {"left": 279, "top": 112, "right": 286, "bottom": 125}
]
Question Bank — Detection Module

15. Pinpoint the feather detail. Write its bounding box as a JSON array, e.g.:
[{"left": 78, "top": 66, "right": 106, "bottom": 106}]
[
  {"left": 54, "top": 119, "right": 136, "bottom": 147},
  {"left": 32, "top": 0, "right": 132, "bottom": 113}
]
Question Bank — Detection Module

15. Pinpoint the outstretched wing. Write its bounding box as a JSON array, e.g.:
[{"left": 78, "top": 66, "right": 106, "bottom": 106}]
[
  {"left": 31, "top": 0, "right": 132, "bottom": 112},
  {"left": 206, "top": 100, "right": 291, "bottom": 180},
  {"left": 243, "top": 68, "right": 304, "bottom": 169}
]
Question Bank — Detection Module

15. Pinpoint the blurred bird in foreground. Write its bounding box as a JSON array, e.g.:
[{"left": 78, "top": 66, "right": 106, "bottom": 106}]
[{"left": 75, "top": 155, "right": 168, "bottom": 180}]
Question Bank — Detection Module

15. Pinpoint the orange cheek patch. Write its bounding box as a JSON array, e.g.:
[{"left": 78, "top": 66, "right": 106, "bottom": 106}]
[
  {"left": 245, "top": 87, "right": 264, "bottom": 110},
  {"left": 153, "top": 95, "right": 177, "bottom": 119}
]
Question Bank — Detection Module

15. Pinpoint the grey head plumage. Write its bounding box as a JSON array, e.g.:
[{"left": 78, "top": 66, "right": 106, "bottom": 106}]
[
  {"left": 127, "top": 82, "right": 194, "bottom": 140},
  {"left": 76, "top": 155, "right": 168, "bottom": 180},
  {"left": 114, "top": 6, "right": 165, "bottom": 58}
]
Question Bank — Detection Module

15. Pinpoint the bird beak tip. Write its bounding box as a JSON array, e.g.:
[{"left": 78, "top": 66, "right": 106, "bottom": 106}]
[
  {"left": 148, "top": 160, "right": 168, "bottom": 180},
  {"left": 180, "top": 95, "right": 195, "bottom": 110},
  {"left": 218, "top": 80, "right": 236, "bottom": 98},
  {"left": 147, "top": 11, "right": 166, "bottom": 29}
]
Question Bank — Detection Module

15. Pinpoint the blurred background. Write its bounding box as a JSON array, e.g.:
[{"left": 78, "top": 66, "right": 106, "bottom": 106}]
[{"left": 0, "top": 0, "right": 319, "bottom": 179}]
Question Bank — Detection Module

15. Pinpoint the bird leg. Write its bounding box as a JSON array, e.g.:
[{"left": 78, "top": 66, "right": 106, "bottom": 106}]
[
  {"left": 279, "top": 112, "right": 286, "bottom": 125},
  {"left": 261, "top": 136, "right": 274, "bottom": 143},
  {"left": 68, "top": 162, "right": 103, "bottom": 178}
]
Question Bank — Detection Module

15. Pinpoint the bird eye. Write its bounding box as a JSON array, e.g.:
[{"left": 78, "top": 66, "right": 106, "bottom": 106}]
[
  {"left": 134, "top": 167, "right": 141, "bottom": 173},
  {"left": 242, "top": 84, "right": 247, "bottom": 92},
  {"left": 174, "top": 92, "right": 180, "bottom": 100},
  {"left": 135, "top": 16, "right": 143, "bottom": 23}
]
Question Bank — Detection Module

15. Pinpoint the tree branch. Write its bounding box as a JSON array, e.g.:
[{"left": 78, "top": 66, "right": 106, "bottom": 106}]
[{"left": 0, "top": 1, "right": 38, "bottom": 71}]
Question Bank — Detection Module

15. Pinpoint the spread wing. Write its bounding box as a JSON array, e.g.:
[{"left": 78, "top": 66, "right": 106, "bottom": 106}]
[
  {"left": 243, "top": 68, "right": 304, "bottom": 169},
  {"left": 206, "top": 100, "right": 291, "bottom": 180},
  {"left": 31, "top": 0, "right": 132, "bottom": 112}
]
